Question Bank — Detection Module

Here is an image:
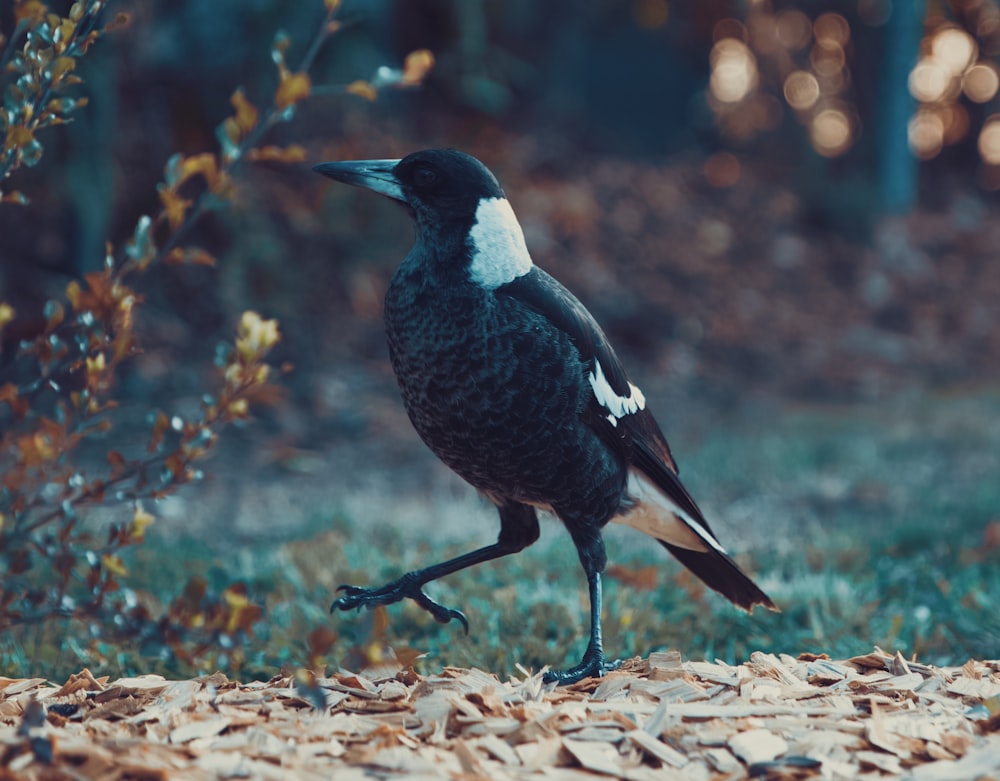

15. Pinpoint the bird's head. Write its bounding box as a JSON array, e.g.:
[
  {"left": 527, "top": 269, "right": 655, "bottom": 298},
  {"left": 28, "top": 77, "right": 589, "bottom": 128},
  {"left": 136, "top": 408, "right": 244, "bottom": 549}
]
[{"left": 314, "top": 148, "right": 533, "bottom": 288}]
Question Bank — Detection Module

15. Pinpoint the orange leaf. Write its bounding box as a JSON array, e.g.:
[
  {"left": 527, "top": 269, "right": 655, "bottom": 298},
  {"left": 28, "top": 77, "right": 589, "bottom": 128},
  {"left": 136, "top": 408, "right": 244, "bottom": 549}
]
[
  {"left": 164, "top": 247, "right": 216, "bottom": 267},
  {"left": 13, "top": 1, "right": 46, "bottom": 24},
  {"left": 401, "top": 49, "right": 435, "bottom": 86},
  {"left": 0, "top": 191, "right": 29, "bottom": 205},
  {"left": 275, "top": 71, "right": 311, "bottom": 110},
  {"left": 186, "top": 247, "right": 217, "bottom": 266},
  {"left": 0, "top": 383, "right": 19, "bottom": 406},
  {"left": 246, "top": 144, "right": 307, "bottom": 163},
  {"left": 158, "top": 186, "right": 192, "bottom": 231},
  {"left": 230, "top": 88, "right": 259, "bottom": 135},
  {"left": 172, "top": 153, "right": 219, "bottom": 190},
  {"left": 346, "top": 80, "right": 377, "bottom": 101},
  {"left": 104, "top": 12, "right": 130, "bottom": 32}
]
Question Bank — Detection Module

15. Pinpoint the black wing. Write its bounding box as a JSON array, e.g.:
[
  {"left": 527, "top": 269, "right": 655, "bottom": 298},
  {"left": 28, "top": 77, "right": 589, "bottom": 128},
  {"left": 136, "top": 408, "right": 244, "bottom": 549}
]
[
  {"left": 498, "top": 267, "right": 775, "bottom": 611},
  {"left": 498, "top": 267, "right": 695, "bottom": 510}
]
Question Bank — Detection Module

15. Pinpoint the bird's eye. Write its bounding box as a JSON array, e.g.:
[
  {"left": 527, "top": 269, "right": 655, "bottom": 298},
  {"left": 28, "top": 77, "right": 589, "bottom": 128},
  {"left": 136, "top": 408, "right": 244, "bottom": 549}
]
[{"left": 412, "top": 166, "right": 438, "bottom": 188}]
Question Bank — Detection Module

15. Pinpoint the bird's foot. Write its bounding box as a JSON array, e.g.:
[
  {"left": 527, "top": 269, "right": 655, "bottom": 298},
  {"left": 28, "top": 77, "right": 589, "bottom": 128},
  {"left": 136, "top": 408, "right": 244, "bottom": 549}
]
[
  {"left": 330, "top": 573, "right": 469, "bottom": 633},
  {"left": 543, "top": 648, "right": 622, "bottom": 685}
]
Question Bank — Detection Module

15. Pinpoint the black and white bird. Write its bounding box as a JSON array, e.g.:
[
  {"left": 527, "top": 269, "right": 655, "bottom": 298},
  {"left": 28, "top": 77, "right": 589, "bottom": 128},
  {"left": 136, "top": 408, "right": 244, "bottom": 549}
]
[{"left": 314, "top": 149, "right": 775, "bottom": 684}]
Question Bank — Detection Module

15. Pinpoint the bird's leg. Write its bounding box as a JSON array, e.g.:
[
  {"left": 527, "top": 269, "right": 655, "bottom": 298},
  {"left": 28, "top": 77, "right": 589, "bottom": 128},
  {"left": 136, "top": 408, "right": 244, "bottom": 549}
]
[
  {"left": 544, "top": 530, "right": 622, "bottom": 685},
  {"left": 332, "top": 502, "right": 539, "bottom": 633}
]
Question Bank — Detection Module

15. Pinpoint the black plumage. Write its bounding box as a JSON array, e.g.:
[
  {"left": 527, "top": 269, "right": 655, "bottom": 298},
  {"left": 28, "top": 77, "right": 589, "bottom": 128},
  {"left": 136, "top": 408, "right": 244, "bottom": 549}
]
[{"left": 314, "top": 149, "right": 775, "bottom": 684}]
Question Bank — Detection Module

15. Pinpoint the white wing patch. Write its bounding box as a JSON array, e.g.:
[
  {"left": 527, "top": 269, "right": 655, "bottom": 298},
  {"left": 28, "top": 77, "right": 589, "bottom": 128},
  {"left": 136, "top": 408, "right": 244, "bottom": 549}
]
[
  {"left": 588, "top": 360, "right": 646, "bottom": 425},
  {"left": 614, "top": 469, "right": 729, "bottom": 554},
  {"left": 468, "top": 197, "right": 533, "bottom": 289}
]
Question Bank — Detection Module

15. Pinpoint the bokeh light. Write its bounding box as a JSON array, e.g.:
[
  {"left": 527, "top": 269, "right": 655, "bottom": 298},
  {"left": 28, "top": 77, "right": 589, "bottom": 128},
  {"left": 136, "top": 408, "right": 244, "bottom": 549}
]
[
  {"left": 962, "top": 62, "right": 1000, "bottom": 102},
  {"left": 814, "top": 13, "right": 851, "bottom": 46},
  {"left": 784, "top": 70, "right": 820, "bottom": 110},
  {"left": 909, "top": 61, "right": 953, "bottom": 102},
  {"left": 979, "top": 115, "right": 1000, "bottom": 164},
  {"left": 811, "top": 40, "right": 846, "bottom": 78},
  {"left": 908, "top": 109, "right": 945, "bottom": 159},
  {"left": 931, "top": 27, "right": 978, "bottom": 75},
  {"left": 858, "top": 0, "right": 893, "bottom": 27},
  {"left": 707, "top": 5, "right": 994, "bottom": 168},
  {"left": 710, "top": 38, "right": 758, "bottom": 103},
  {"left": 712, "top": 18, "right": 747, "bottom": 43},
  {"left": 775, "top": 10, "right": 812, "bottom": 50},
  {"left": 703, "top": 152, "right": 742, "bottom": 188},
  {"left": 941, "top": 104, "right": 971, "bottom": 145},
  {"left": 810, "top": 108, "right": 853, "bottom": 157}
]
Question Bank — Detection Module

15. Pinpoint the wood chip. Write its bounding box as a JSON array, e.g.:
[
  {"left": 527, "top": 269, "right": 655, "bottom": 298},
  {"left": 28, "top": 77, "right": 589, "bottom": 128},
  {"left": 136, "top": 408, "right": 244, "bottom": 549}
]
[
  {"left": 625, "top": 728, "right": 688, "bottom": 767},
  {"left": 2, "top": 647, "right": 998, "bottom": 779},
  {"left": 728, "top": 727, "right": 788, "bottom": 764},
  {"left": 563, "top": 738, "right": 623, "bottom": 776}
]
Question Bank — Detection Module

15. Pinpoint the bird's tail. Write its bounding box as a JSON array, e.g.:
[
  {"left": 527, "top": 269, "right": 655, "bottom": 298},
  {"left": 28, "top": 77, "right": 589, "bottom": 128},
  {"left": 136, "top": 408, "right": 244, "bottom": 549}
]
[
  {"left": 658, "top": 541, "right": 776, "bottom": 611},
  {"left": 615, "top": 466, "right": 776, "bottom": 612}
]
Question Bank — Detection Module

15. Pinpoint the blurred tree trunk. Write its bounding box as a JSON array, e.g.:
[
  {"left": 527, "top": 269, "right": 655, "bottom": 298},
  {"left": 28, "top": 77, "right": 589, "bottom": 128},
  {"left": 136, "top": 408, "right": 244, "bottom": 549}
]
[{"left": 877, "top": 0, "right": 925, "bottom": 213}]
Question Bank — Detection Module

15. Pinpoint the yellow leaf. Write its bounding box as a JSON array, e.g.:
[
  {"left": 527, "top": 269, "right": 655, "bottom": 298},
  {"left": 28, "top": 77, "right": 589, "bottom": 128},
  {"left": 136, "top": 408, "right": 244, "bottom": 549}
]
[
  {"left": 275, "top": 71, "right": 311, "bottom": 110},
  {"left": 224, "top": 587, "right": 250, "bottom": 609},
  {"left": 401, "top": 49, "right": 435, "bottom": 86},
  {"left": 230, "top": 88, "right": 258, "bottom": 135},
  {"left": 101, "top": 554, "right": 128, "bottom": 577},
  {"left": 131, "top": 505, "right": 155, "bottom": 539},
  {"left": 237, "top": 310, "right": 281, "bottom": 353},
  {"left": 324, "top": 0, "right": 342, "bottom": 12},
  {"left": 346, "top": 80, "right": 377, "bottom": 101},
  {"left": 86, "top": 352, "right": 106, "bottom": 374},
  {"left": 49, "top": 56, "right": 76, "bottom": 81},
  {"left": 66, "top": 280, "right": 81, "bottom": 310},
  {"left": 5, "top": 126, "right": 34, "bottom": 149},
  {"left": 0, "top": 303, "right": 14, "bottom": 327},
  {"left": 57, "top": 19, "right": 77, "bottom": 48}
]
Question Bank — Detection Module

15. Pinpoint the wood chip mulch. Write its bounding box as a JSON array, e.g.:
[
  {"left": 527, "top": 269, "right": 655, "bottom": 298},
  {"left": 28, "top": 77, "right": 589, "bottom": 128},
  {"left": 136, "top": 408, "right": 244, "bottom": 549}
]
[{"left": 2, "top": 648, "right": 999, "bottom": 780}]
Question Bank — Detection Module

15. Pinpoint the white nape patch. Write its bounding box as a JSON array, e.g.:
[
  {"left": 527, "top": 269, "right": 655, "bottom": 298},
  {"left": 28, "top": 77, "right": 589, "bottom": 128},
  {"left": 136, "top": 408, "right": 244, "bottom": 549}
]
[
  {"left": 588, "top": 361, "right": 646, "bottom": 422},
  {"left": 468, "top": 197, "right": 533, "bottom": 289},
  {"left": 614, "top": 469, "right": 729, "bottom": 554}
]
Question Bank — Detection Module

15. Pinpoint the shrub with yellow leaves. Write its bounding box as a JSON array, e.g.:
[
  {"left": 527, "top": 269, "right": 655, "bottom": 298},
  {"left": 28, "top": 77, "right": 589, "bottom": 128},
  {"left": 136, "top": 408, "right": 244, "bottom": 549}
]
[{"left": 0, "top": 0, "right": 435, "bottom": 678}]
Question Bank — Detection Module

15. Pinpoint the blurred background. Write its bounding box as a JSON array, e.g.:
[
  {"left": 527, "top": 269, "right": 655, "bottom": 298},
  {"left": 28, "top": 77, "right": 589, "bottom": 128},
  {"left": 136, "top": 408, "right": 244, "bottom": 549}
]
[{"left": 1, "top": 0, "right": 998, "bottom": 675}]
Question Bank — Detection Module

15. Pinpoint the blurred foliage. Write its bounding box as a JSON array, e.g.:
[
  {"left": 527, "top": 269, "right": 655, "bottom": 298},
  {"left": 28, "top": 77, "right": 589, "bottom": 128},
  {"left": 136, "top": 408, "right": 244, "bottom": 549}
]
[{"left": 0, "top": 0, "right": 434, "bottom": 677}]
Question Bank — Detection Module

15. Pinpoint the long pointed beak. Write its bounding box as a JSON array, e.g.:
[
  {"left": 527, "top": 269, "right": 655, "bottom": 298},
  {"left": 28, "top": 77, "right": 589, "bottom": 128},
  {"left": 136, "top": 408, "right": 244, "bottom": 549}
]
[{"left": 313, "top": 159, "right": 405, "bottom": 203}]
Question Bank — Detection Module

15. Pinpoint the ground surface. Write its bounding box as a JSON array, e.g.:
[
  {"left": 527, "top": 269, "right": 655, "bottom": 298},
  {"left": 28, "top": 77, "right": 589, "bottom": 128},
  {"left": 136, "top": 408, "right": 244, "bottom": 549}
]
[{"left": 3, "top": 648, "right": 999, "bottom": 780}]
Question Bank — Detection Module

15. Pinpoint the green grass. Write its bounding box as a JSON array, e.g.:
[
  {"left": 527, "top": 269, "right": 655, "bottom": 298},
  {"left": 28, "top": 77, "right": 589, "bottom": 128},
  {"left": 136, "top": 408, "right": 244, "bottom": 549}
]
[{"left": 5, "top": 390, "right": 999, "bottom": 681}]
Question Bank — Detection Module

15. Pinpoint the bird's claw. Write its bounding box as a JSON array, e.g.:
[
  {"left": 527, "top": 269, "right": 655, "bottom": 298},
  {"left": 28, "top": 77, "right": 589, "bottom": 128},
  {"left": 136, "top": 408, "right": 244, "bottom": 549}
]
[
  {"left": 330, "top": 578, "right": 469, "bottom": 633},
  {"left": 543, "top": 651, "right": 622, "bottom": 685}
]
